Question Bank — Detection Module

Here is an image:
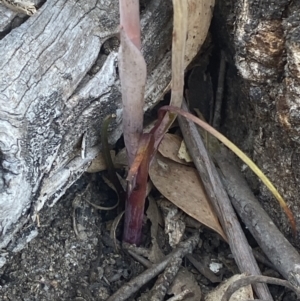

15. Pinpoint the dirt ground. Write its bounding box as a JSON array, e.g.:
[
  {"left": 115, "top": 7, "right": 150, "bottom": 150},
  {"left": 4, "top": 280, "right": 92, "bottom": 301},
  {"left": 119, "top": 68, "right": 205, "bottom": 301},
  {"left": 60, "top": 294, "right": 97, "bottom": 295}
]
[{"left": 0, "top": 171, "right": 298, "bottom": 301}]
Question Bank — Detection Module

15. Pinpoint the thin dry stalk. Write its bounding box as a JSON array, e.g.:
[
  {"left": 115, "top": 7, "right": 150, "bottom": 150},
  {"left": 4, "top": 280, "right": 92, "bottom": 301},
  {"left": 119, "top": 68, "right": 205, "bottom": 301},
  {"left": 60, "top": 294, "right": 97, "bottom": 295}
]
[
  {"left": 153, "top": 0, "right": 187, "bottom": 148},
  {"left": 177, "top": 100, "right": 273, "bottom": 300},
  {"left": 221, "top": 275, "right": 300, "bottom": 301},
  {"left": 213, "top": 147, "right": 300, "bottom": 288},
  {"left": 149, "top": 256, "right": 182, "bottom": 301}
]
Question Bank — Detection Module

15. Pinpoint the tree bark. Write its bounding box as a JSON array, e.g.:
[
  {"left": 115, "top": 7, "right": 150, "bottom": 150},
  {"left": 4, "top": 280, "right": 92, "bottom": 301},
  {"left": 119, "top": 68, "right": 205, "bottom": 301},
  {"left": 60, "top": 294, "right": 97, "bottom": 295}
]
[
  {"left": 0, "top": 0, "right": 173, "bottom": 265},
  {"left": 213, "top": 0, "right": 300, "bottom": 246}
]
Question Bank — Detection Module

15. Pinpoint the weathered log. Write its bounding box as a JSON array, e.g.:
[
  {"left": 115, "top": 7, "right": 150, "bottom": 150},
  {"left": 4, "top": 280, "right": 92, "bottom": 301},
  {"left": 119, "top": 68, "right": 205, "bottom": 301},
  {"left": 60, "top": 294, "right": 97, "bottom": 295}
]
[
  {"left": 0, "top": 0, "right": 173, "bottom": 266},
  {"left": 213, "top": 0, "right": 300, "bottom": 246}
]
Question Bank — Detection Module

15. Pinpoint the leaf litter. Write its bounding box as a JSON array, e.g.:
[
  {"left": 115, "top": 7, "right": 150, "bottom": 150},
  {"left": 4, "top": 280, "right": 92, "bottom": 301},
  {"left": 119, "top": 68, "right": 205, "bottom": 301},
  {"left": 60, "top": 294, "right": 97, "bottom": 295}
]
[{"left": 149, "top": 152, "right": 227, "bottom": 241}]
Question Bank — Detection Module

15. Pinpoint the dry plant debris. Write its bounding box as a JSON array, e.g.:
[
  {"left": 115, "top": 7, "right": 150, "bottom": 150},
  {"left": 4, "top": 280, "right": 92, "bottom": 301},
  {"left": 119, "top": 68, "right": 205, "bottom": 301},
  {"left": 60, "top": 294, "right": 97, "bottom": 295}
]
[
  {"left": 149, "top": 153, "right": 226, "bottom": 241},
  {"left": 4, "top": 0, "right": 299, "bottom": 300},
  {"left": 107, "top": 232, "right": 200, "bottom": 301},
  {"left": 157, "top": 199, "right": 186, "bottom": 248},
  {"left": 167, "top": 267, "right": 202, "bottom": 301},
  {"left": 205, "top": 274, "right": 253, "bottom": 301},
  {"left": 145, "top": 196, "right": 165, "bottom": 263},
  {"left": 184, "top": 0, "right": 215, "bottom": 68},
  {"left": 158, "top": 133, "right": 191, "bottom": 165},
  {"left": 178, "top": 140, "right": 193, "bottom": 163}
]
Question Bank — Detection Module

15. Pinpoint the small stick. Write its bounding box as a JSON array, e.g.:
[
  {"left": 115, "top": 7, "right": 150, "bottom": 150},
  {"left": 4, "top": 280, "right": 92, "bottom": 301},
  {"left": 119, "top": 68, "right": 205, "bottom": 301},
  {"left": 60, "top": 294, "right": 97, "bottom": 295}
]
[
  {"left": 212, "top": 51, "right": 226, "bottom": 129},
  {"left": 178, "top": 100, "right": 273, "bottom": 300},
  {"left": 167, "top": 289, "right": 192, "bottom": 301},
  {"left": 149, "top": 255, "right": 183, "bottom": 301},
  {"left": 252, "top": 249, "right": 275, "bottom": 270},
  {"left": 213, "top": 146, "right": 300, "bottom": 288},
  {"left": 221, "top": 275, "right": 300, "bottom": 301},
  {"left": 127, "top": 249, "right": 152, "bottom": 268},
  {"left": 186, "top": 254, "right": 221, "bottom": 283},
  {"left": 106, "top": 231, "right": 199, "bottom": 301},
  {"left": 0, "top": 0, "right": 36, "bottom": 15}
]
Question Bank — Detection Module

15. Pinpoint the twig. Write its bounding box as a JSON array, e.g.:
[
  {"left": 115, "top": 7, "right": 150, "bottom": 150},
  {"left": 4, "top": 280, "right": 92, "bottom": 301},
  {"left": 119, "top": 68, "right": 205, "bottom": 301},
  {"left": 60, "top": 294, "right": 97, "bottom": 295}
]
[
  {"left": 252, "top": 249, "right": 275, "bottom": 270},
  {"left": 123, "top": 243, "right": 151, "bottom": 259},
  {"left": 166, "top": 289, "right": 192, "bottom": 301},
  {"left": 150, "top": 255, "right": 183, "bottom": 301},
  {"left": 186, "top": 254, "right": 221, "bottom": 283},
  {"left": 0, "top": 0, "right": 36, "bottom": 15},
  {"left": 178, "top": 100, "right": 273, "bottom": 300},
  {"left": 221, "top": 275, "right": 300, "bottom": 301},
  {"left": 213, "top": 146, "right": 300, "bottom": 288},
  {"left": 127, "top": 249, "right": 152, "bottom": 268},
  {"left": 212, "top": 50, "right": 226, "bottom": 129},
  {"left": 106, "top": 231, "right": 199, "bottom": 301}
]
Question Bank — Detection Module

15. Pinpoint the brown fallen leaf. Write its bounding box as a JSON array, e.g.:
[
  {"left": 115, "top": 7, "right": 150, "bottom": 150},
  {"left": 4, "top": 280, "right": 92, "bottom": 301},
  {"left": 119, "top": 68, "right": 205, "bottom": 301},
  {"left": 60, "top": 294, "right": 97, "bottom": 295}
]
[
  {"left": 158, "top": 133, "right": 190, "bottom": 165},
  {"left": 149, "top": 153, "right": 226, "bottom": 241},
  {"left": 160, "top": 0, "right": 215, "bottom": 101}
]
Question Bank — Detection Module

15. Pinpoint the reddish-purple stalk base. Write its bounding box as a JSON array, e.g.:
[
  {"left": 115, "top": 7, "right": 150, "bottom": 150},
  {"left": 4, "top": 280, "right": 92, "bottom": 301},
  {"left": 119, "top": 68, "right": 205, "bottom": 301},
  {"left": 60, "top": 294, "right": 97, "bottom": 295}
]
[
  {"left": 122, "top": 112, "right": 173, "bottom": 245},
  {"left": 123, "top": 148, "right": 151, "bottom": 245}
]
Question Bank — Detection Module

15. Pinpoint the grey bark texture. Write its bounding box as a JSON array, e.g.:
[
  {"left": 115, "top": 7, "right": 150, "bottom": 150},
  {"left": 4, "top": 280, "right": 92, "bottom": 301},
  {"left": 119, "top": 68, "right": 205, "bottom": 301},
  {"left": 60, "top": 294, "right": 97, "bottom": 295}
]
[
  {"left": 213, "top": 0, "right": 300, "bottom": 247},
  {"left": 0, "top": 0, "right": 172, "bottom": 266}
]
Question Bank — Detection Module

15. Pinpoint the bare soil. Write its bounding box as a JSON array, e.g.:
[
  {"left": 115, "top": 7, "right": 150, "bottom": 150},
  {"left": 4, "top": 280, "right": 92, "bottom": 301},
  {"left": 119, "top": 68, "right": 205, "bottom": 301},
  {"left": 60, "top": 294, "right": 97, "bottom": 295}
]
[{"left": 0, "top": 172, "right": 298, "bottom": 300}]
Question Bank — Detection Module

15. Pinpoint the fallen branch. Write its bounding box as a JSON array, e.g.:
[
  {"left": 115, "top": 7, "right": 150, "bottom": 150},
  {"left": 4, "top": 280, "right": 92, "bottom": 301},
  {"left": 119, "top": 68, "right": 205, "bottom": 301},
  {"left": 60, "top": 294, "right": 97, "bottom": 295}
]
[
  {"left": 177, "top": 100, "right": 273, "bottom": 300},
  {"left": 213, "top": 146, "right": 300, "bottom": 288},
  {"left": 106, "top": 231, "right": 200, "bottom": 301},
  {"left": 149, "top": 255, "right": 183, "bottom": 301}
]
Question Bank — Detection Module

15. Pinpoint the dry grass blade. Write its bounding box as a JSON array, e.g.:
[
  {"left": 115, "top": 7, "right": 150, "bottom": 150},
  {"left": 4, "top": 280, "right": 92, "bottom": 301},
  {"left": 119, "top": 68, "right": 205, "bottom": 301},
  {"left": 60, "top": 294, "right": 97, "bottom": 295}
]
[
  {"left": 152, "top": 0, "right": 188, "bottom": 147},
  {"left": 161, "top": 105, "right": 297, "bottom": 234},
  {"left": 153, "top": 0, "right": 214, "bottom": 148},
  {"left": 170, "top": 0, "right": 188, "bottom": 108}
]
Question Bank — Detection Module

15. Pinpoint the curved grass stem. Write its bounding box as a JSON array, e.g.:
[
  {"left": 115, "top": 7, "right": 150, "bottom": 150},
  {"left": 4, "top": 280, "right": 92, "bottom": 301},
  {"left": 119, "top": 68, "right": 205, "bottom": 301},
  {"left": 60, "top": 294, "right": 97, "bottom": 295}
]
[{"left": 159, "top": 105, "right": 296, "bottom": 235}]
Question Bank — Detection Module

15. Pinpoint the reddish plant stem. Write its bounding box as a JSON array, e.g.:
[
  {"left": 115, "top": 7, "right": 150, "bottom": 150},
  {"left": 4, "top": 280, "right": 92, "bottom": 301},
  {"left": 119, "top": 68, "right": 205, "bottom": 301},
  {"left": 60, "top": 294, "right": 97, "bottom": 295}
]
[{"left": 123, "top": 135, "right": 154, "bottom": 245}]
